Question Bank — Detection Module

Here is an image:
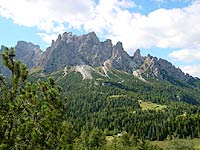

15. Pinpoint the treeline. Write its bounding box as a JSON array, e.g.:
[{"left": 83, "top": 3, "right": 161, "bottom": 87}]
[
  {"left": 63, "top": 88, "right": 200, "bottom": 140},
  {"left": 55, "top": 63, "right": 200, "bottom": 140},
  {"left": 0, "top": 48, "right": 162, "bottom": 149},
  {"left": 0, "top": 48, "right": 199, "bottom": 149}
]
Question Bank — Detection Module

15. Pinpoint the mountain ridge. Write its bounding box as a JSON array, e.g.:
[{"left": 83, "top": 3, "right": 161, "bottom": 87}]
[{"left": 0, "top": 32, "right": 197, "bottom": 84}]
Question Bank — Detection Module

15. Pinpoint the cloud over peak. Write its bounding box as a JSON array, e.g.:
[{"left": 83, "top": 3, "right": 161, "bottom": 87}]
[
  {"left": 181, "top": 64, "right": 200, "bottom": 77},
  {"left": 0, "top": 0, "right": 200, "bottom": 76},
  {"left": 0, "top": 0, "right": 94, "bottom": 36},
  {"left": 169, "top": 49, "right": 200, "bottom": 62},
  {"left": 1, "top": 0, "right": 200, "bottom": 50}
]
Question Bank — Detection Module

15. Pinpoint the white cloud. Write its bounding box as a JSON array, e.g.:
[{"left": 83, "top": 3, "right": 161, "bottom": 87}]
[
  {"left": 0, "top": 0, "right": 94, "bottom": 29},
  {"left": 181, "top": 64, "right": 200, "bottom": 77},
  {"left": 169, "top": 49, "right": 200, "bottom": 62},
  {"left": 0, "top": 0, "right": 94, "bottom": 42},
  {"left": 0, "top": 0, "right": 200, "bottom": 58},
  {"left": 84, "top": 0, "right": 200, "bottom": 54},
  {"left": 1, "top": 0, "right": 200, "bottom": 76},
  {"left": 37, "top": 33, "right": 59, "bottom": 44},
  {"left": 84, "top": 0, "right": 137, "bottom": 34}
]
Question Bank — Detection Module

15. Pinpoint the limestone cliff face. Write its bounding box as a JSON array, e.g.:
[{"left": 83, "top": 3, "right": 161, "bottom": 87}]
[
  {"left": 41, "top": 33, "right": 139, "bottom": 74},
  {"left": 0, "top": 32, "right": 195, "bottom": 83},
  {"left": 41, "top": 32, "right": 113, "bottom": 73},
  {"left": 41, "top": 32, "right": 83, "bottom": 73},
  {"left": 132, "top": 49, "right": 144, "bottom": 66},
  {"left": 157, "top": 58, "right": 192, "bottom": 81},
  {"left": 0, "top": 42, "right": 42, "bottom": 76},
  {"left": 15, "top": 41, "right": 42, "bottom": 68},
  {"left": 134, "top": 55, "right": 192, "bottom": 82},
  {"left": 110, "top": 42, "right": 133, "bottom": 73}
]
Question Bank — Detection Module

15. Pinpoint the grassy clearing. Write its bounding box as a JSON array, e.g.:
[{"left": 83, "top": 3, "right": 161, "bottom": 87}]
[
  {"left": 106, "top": 136, "right": 114, "bottom": 143},
  {"left": 151, "top": 138, "right": 200, "bottom": 150},
  {"left": 106, "top": 135, "right": 200, "bottom": 149},
  {"left": 109, "top": 95, "right": 127, "bottom": 98},
  {"left": 139, "top": 100, "right": 167, "bottom": 111},
  {"left": 193, "top": 139, "right": 200, "bottom": 150}
]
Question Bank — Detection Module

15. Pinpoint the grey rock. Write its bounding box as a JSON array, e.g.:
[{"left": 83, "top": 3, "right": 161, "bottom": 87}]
[
  {"left": 15, "top": 41, "right": 42, "bottom": 68},
  {"left": 0, "top": 46, "right": 9, "bottom": 76},
  {"left": 132, "top": 49, "right": 144, "bottom": 66},
  {"left": 0, "top": 31, "right": 196, "bottom": 84},
  {"left": 137, "top": 55, "right": 192, "bottom": 82},
  {"left": 110, "top": 42, "right": 133, "bottom": 72},
  {"left": 0, "top": 42, "right": 42, "bottom": 76},
  {"left": 42, "top": 32, "right": 113, "bottom": 73}
]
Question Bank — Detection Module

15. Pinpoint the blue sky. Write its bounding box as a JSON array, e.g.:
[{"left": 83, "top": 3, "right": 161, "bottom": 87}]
[{"left": 0, "top": 0, "right": 200, "bottom": 77}]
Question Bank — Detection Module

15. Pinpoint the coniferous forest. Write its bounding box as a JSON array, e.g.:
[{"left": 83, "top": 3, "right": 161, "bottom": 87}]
[{"left": 0, "top": 48, "right": 200, "bottom": 149}]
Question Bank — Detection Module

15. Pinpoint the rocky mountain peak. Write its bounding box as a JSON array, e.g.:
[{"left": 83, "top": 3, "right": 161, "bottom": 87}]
[
  {"left": 132, "top": 49, "right": 143, "bottom": 66},
  {"left": 57, "top": 34, "right": 62, "bottom": 41},
  {"left": 114, "top": 41, "right": 124, "bottom": 51},
  {"left": 83, "top": 32, "right": 100, "bottom": 44},
  {"left": 133, "top": 54, "right": 193, "bottom": 82},
  {"left": 112, "top": 42, "right": 128, "bottom": 58},
  {"left": 112, "top": 42, "right": 122, "bottom": 57},
  {"left": 157, "top": 58, "right": 192, "bottom": 81},
  {"left": 15, "top": 41, "right": 42, "bottom": 68},
  {"left": 61, "top": 32, "right": 75, "bottom": 43},
  {"left": 16, "top": 41, "right": 41, "bottom": 53},
  {"left": 41, "top": 32, "right": 113, "bottom": 72},
  {"left": 110, "top": 42, "right": 134, "bottom": 72},
  {"left": 0, "top": 31, "right": 196, "bottom": 84},
  {"left": 133, "top": 49, "right": 141, "bottom": 59},
  {"left": 0, "top": 41, "right": 42, "bottom": 76},
  {"left": 115, "top": 41, "right": 123, "bottom": 49}
]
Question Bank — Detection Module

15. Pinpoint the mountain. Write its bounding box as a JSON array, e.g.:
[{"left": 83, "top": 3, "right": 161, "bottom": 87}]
[
  {"left": 40, "top": 32, "right": 196, "bottom": 83},
  {"left": 15, "top": 41, "right": 42, "bottom": 69},
  {"left": 41, "top": 32, "right": 114, "bottom": 73},
  {"left": 40, "top": 32, "right": 146, "bottom": 74},
  {"left": 133, "top": 54, "right": 193, "bottom": 82},
  {"left": 1, "top": 32, "right": 200, "bottom": 142},
  {"left": 0, "top": 32, "right": 197, "bottom": 84},
  {"left": 2, "top": 31, "right": 199, "bottom": 104},
  {"left": 0, "top": 41, "right": 42, "bottom": 76}
]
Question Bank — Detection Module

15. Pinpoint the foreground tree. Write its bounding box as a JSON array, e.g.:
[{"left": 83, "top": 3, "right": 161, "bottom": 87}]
[{"left": 0, "top": 48, "right": 74, "bottom": 149}]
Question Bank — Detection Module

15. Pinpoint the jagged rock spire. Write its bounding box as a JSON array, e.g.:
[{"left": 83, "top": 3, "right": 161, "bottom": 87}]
[{"left": 132, "top": 49, "right": 143, "bottom": 65}]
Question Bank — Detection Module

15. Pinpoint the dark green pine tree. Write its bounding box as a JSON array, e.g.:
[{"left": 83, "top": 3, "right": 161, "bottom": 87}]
[{"left": 0, "top": 47, "right": 74, "bottom": 149}]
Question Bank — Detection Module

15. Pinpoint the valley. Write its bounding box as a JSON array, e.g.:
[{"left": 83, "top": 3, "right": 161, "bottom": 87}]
[{"left": 0, "top": 32, "right": 200, "bottom": 149}]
